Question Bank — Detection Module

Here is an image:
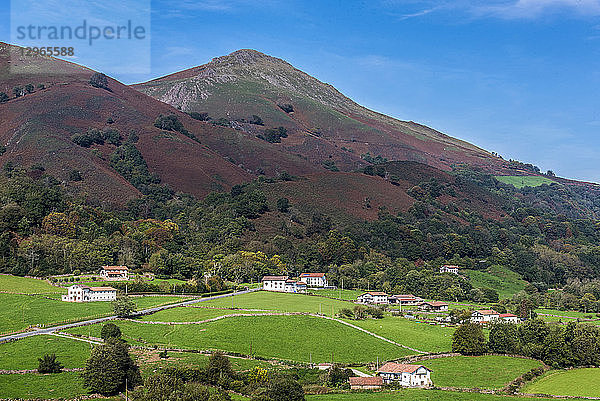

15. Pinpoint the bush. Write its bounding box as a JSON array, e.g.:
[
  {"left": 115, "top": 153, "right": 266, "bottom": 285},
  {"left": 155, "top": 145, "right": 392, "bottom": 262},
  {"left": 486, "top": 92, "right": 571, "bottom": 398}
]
[
  {"left": 452, "top": 323, "right": 487, "bottom": 355},
  {"left": 154, "top": 114, "right": 197, "bottom": 141},
  {"left": 278, "top": 103, "right": 294, "bottom": 113},
  {"left": 258, "top": 127, "right": 288, "bottom": 143},
  {"left": 25, "top": 84, "right": 34, "bottom": 94},
  {"left": 267, "top": 377, "right": 305, "bottom": 401},
  {"left": 101, "top": 322, "right": 122, "bottom": 340},
  {"left": 276, "top": 197, "right": 290, "bottom": 213},
  {"left": 188, "top": 111, "right": 211, "bottom": 121},
  {"left": 112, "top": 295, "right": 137, "bottom": 317},
  {"left": 68, "top": 170, "right": 82, "bottom": 181},
  {"left": 0, "top": 92, "right": 8, "bottom": 103},
  {"left": 248, "top": 115, "right": 264, "bottom": 125},
  {"left": 82, "top": 339, "right": 141, "bottom": 395},
  {"left": 90, "top": 72, "right": 110, "bottom": 90},
  {"left": 13, "top": 87, "right": 23, "bottom": 97},
  {"left": 38, "top": 353, "right": 63, "bottom": 373},
  {"left": 211, "top": 118, "right": 230, "bottom": 127}
]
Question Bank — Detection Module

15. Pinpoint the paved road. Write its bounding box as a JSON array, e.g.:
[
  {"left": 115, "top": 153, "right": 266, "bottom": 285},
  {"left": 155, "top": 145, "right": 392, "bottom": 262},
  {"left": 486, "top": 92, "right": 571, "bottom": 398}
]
[{"left": 0, "top": 288, "right": 259, "bottom": 344}]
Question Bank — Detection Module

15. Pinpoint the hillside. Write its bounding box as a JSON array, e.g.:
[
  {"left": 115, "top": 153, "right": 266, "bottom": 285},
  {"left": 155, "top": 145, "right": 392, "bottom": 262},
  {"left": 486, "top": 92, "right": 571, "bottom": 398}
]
[{"left": 134, "top": 49, "right": 509, "bottom": 174}]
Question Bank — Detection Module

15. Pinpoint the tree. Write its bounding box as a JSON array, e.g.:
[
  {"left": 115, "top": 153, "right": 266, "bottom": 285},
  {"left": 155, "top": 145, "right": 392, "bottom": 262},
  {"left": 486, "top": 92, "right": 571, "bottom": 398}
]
[
  {"left": 327, "top": 365, "right": 353, "bottom": 386},
  {"left": 276, "top": 197, "right": 290, "bottom": 213},
  {"left": 90, "top": 72, "right": 110, "bottom": 90},
  {"left": 38, "top": 353, "right": 63, "bottom": 373},
  {"left": 82, "top": 338, "right": 141, "bottom": 395},
  {"left": 452, "top": 323, "right": 487, "bottom": 355},
  {"left": 267, "top": 378, "right": 304, "bottom": 401},
  {"left": 112, "top": 295, "right": 137, "bottom": 317},
  {"left": 25, "top": 83, "right": 34, "bottom": 94},
  {"left": 101, "top": 322, "right": 122, "bottom": 340},
  {"left": 488, "top": 322, "right": 519, "bottom": 354},
  {"left": 13, "top": 86, "right": 23, "bottom": 98},
  {"left": 248, "top": 115, "right": 264, "bottom": 125},
  {"left": 0, "top": 92, "right": 8, "bottom": 103},
  {"left": 68, "top": 170, "right": 83, "bottom": 181},
  {"left": 278, "top": 103, "right": 294, "bottom": 113},
  {"left": 188, "top": 111, "right": 211, "bottom": 121},
  {"left": 205, "top": 352, "right": 234, "bottom": 386}
]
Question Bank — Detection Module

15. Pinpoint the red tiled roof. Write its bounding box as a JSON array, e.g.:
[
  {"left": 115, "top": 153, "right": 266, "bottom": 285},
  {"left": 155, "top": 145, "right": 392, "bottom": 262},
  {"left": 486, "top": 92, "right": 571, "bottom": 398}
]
[
  {"left": 499, "top": 313, "right": 517, "bottom": 318},
  {"left": 102, "top": 266, "right": 128, "bottom": 271},
  {"left": 361, "top": 292, "right": 388, "bottom": 296},
  {"left": 421, "top": 301, "right": 448, "bottom": 307},
  {"left": 89, "top": 287, "right": 117, "bottom": 291},
  {"left": 476, "top": 309, "right": 499, "bottom": 315},
  {"left": 261, "top": 276, "right": 288, "bottom": 281},
  {"left": 442, "top": 265, "right": 461, "bottom": 269},
  {"left": 300, "top": 272, "right": 326, "bottom": 278},
  {"left": 349, "top": 376, "right": 383, "bottom": 386},
  {"left": 378, "top": 362, "right": 429, "bottom": 374}
]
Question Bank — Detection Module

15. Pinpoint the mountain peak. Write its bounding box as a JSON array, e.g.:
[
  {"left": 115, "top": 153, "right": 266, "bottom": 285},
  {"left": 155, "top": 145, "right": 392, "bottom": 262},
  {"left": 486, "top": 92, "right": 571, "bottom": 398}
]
[{"left": 209, "top": 49, "right": 283, "bottom": 66}]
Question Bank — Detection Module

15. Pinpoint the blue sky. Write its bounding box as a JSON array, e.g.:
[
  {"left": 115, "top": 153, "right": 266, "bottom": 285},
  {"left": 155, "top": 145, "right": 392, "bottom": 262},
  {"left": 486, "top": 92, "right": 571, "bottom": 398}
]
[{"left": 2, "top": 0, "right": 600, "bottom": 182}]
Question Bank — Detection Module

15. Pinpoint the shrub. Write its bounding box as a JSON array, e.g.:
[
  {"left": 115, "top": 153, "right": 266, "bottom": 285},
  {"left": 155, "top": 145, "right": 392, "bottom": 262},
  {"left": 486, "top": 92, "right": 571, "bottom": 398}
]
[
  {"left": 188, "top": 111, "right": 211, "bottom": 121},
  {"left": 13, "top": 86, "right": 23, "bottom": 97},
  {"left": 25, "top": 84, "right": 34, "bottom": 93},
  {"left": 90, "top": 72, "right": 110, "bottom": 90},
  {"left": 68, "top": 170, "right": 82, "bottom": 181},
  {"left": 276, "top": 197, "right": 290, "bottom": 213},
  {"left": 452, "top": 323, "right": 487, "bottom": 355},
  {"left": 154, "top": 114, "right": 197, "bottom": 141},
  {"left": 37, "top": 84, "right": 45, "bottom": 90},
  {"left": 112, "top": 295, "right": 137, "bottom": 317},
  {"left": 100, "top": 322, "right": 122, "bottom": 340},
  {"left": 259, "top": 126, "right": 288, "bottom": 143},
  {"left": 248, "top": 115, "right": 264, "bottom": 125},
  {"left": 267, "top": 377, "right": 305, "bottom": 401},
  {"left": 211, "top": 118, "right": 230, "bottom": 127},
  {"left": 322, "top": 160, "right": 339, "bottom": 172},
  {"left": 0, "top": 92, "right": 9, "bottom": 103},
  {"left": 38, "top": 353, "right": 63, "bottom": 373},
  {"left": 278, "top": 103, "right": 294, "bottom": 113}
]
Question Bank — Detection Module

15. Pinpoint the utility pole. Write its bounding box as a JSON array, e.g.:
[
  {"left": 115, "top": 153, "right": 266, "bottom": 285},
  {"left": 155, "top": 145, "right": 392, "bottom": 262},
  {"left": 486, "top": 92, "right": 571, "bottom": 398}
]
[{"left": 125, "top": 378, "right": 128, "bottom": 401}]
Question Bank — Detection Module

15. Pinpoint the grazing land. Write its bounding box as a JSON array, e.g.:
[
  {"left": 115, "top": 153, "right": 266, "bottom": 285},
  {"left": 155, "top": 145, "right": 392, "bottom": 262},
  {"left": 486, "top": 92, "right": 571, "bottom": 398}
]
[
  {"left": 307, "top": 389, "right": 555, "bottom": 401},
  {"left": 141, "top": 307, "right": 271, "bottom": 322},
  {"left": 66, "top": 315, "right": 415, "bottom": 363},
  {"left": 0, "top": 335, "right": 90, "bottom": 370},
  {"left": 494, "top": 175, "right": 556, "bottom": 188},
  {"left": 0, "top": 274, "right": 64, "bottom": 294},
  {"left": 464, "top": 266, "right": 527, "bottom": 299},
  {"left": 0, "top": 372, "right": 87, "bottom": 399},
  {"left": 523, "top": 368, "right": 600, "bottom": 397},
  {"left": 0, "top": 294, "right": 191, "bottom": 334},
  {"left": 346, "top": 316, "right": 454, "bottom": 353},
  {"left": 307, "top": 288, "right": 364, "bottom": 300},
  {"left": 423, "top": 355, "right": 543, "bottom": 389},
  {"left": 199, "top": 291, "right": 354, "bottom": 315}
]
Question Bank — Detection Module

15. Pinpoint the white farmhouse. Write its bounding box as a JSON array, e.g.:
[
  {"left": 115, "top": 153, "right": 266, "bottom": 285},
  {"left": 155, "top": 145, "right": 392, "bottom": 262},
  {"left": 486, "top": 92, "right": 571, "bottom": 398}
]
[
  {"left": 388, "top": 294, "right": 423, "bottom": 306},
  {"left": 261, "top": 276, "right": 288, "bottom": 292},
  {"left": 100, "top": 265, "right": 129, "bottom": 281},
  {"left": 439, "top": 265, "right": 461, "bottom": 274},
  {"left": 499, "top": 313, "right": 520, "bottom": 323},
  {"left": 418, "top": 301, "right": 449, "bottom": 312},
  {"left": 471, "top": 309, "right": 500, "bottom": 324},
  {"left": 357, "top": 291, "right": 389, "bottom": 304},
  {"left": 285, "top": 279, "right": 307, "bottom": 293},
  {"left": 62, "top": 284, "right": 117, "bottom": 302},
  {"left": 299, "top": 272, "right": 328, "bottom": 288},
  {"left": 377, "top": 362, "right": 432, "bottom": 387}
]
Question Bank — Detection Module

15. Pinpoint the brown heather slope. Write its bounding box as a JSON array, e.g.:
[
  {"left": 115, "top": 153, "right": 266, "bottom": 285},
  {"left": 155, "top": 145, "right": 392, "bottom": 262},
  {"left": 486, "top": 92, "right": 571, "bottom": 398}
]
[{"left": 134, "top": 49, "right": 513, "bottom": 174}]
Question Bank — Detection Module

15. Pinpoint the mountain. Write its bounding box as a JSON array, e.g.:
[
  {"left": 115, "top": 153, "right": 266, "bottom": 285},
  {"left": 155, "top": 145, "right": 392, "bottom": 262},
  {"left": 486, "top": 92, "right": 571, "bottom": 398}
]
[{"left": 134, "top": 49, "right": 507, "bottom": 173}]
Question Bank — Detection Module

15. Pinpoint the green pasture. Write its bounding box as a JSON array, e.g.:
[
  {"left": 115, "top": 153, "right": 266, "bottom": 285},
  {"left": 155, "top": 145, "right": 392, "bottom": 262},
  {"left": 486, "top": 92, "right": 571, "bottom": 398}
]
[
  {"left": 0, "top": 372, "right": 87, "bottom": 399},
  {"left": 494, "top": 175, "right": 556, "bottom": 189},
  {"left": 464, "top": 266, "right": 527, "bottom": 299},
  {"left": 307, "top": 389, "right": 555, "bottom": 401},
  {"left": 423, "top": 355, "right": 543, "bottom": 389},
  {"left": 141, "top": 307, "right": 271, "bottom": 322},
  {"left": 66, "top": 315, "right": 414, "bottom": 363},
  {"left": 523, "top": 368, "right": 600, "bottom": 397},
  {"left": 307, "top": 288, "right": 364, "bottom": 301},
  {"left": 0, "top": 274, "right": 64, "bottom": 294},
  {"left": 0, "top": 335, "right": 90, "bottom": 370}
]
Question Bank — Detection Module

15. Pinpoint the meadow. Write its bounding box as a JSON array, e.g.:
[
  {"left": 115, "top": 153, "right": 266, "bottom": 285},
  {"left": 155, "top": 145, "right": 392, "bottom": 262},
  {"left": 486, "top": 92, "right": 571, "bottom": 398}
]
[
  {"left": 346, "top": 316, "right": 454, "bottom": 353},
  {"left": 0, "top": 372, "right": 87, "bottom": 399},
  {"left": 307, "top": 288, "right": 364, "bottom": 301},
  {"left": 0, "top": 293, "right": 191, "bottom": 334},
  {"left": 307, "top": 389, "right": 555, "bottom": 401},
  {"left": 423, "top": 355, "right": 543, "bottom": 389},
  {"left": 141, "top": 307, "right": 272, "bottom": 322},
  {"left": 0, "top": 335, "right": 90, "bottom": 370},
  {"left": 0, "top": 274, "right": 64, "bottom": 294},
  {"left": 199, "top": 291, "right": 354, "bottom": 315},
  {"left": 494, "top": 175, "right": 557, "bottom": 188},
  {"left": 523, "top": 368, "right": 600, "bottom": 398},
  {"left": 66, "top": 315, "right": 415, "bottom": 363},
  {"left": 464, "top": 266, "right": 527, "bottom": 299}
]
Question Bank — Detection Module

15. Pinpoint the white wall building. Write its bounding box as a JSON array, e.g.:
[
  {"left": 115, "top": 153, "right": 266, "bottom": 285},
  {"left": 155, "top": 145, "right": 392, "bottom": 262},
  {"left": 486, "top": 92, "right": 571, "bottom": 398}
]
[
  {"left": 499, "top": 313, "right": 520, "bottom": 323},
  {"left": 299, "top": 272, "right": 328, "bottom": 288},
  {"left": 357, "top": 291, "right": 389, "bottom": 304},
  {"left": 261, "top": 276, "right": 288, "bottom": 292},
  {"left": 388, "top": 294, "right": 423, "bottom": 305},
  {"left": 471, "top": 309, "right": 500, "bottom": 324},
  {"left": 100, "top": 266, "right": 129, "bottom": 281},
  {"left": 377, "top": 362, "right": 432, "bottom": 387},
  {"left": 285, "top": 279, "right": 307, "bottom": 293},
  {"left": 439, "top": 265, "right": 461, "bottom": 274},
  {"left": 62, "top": 284, "right": 117, "bottom": 302}
]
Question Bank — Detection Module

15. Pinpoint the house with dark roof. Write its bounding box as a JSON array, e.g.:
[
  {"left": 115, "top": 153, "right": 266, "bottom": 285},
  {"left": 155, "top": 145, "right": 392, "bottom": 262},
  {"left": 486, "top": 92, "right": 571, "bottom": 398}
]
[{"left": 377, "top": 362, "right": 432, "bottom": 387}]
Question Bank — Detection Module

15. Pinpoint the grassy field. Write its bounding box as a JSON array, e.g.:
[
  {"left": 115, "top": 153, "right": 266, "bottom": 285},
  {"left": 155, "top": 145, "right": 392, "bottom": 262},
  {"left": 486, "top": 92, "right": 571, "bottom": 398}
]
[
  {"left": 0, "top": 274, "right": 64, "bottom": 294},
  {"left": 523, "top": 368, "right": 600, "bottom": 397},
  {"left": 0, "top": 335, "right": 90, "bottom": 370},
  {"left": 199, "top": 291, "right": 354, "bottom": 315},
  {"left": 0, "top": 372, "right": 87, "bottom": 399},
  {"left": 141, "top": 307, "right": 272, "bottom": 322},
  {"left": 307, "top": 289, "right": 364, "bottom": 301},
  {"left": 423, "top": 355, "right": 543, "bottom": 389},
  {"left": 464, "top": 266, "right": 527, "bottom": 299},
  {"left": 66, "top": 315, "right": 414, "bottom": 363},
  {"left": 307, "top": 389, "right": 555, "bottom": 401},
  {"left": 494, "top": 175, "right": 556, "bottom": 188},
  {"left": 0, "top": 294, "right": 191, "bottom": 334},
  {"left": 346, "top": 316, "right": 454, "bottom": 353}
]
